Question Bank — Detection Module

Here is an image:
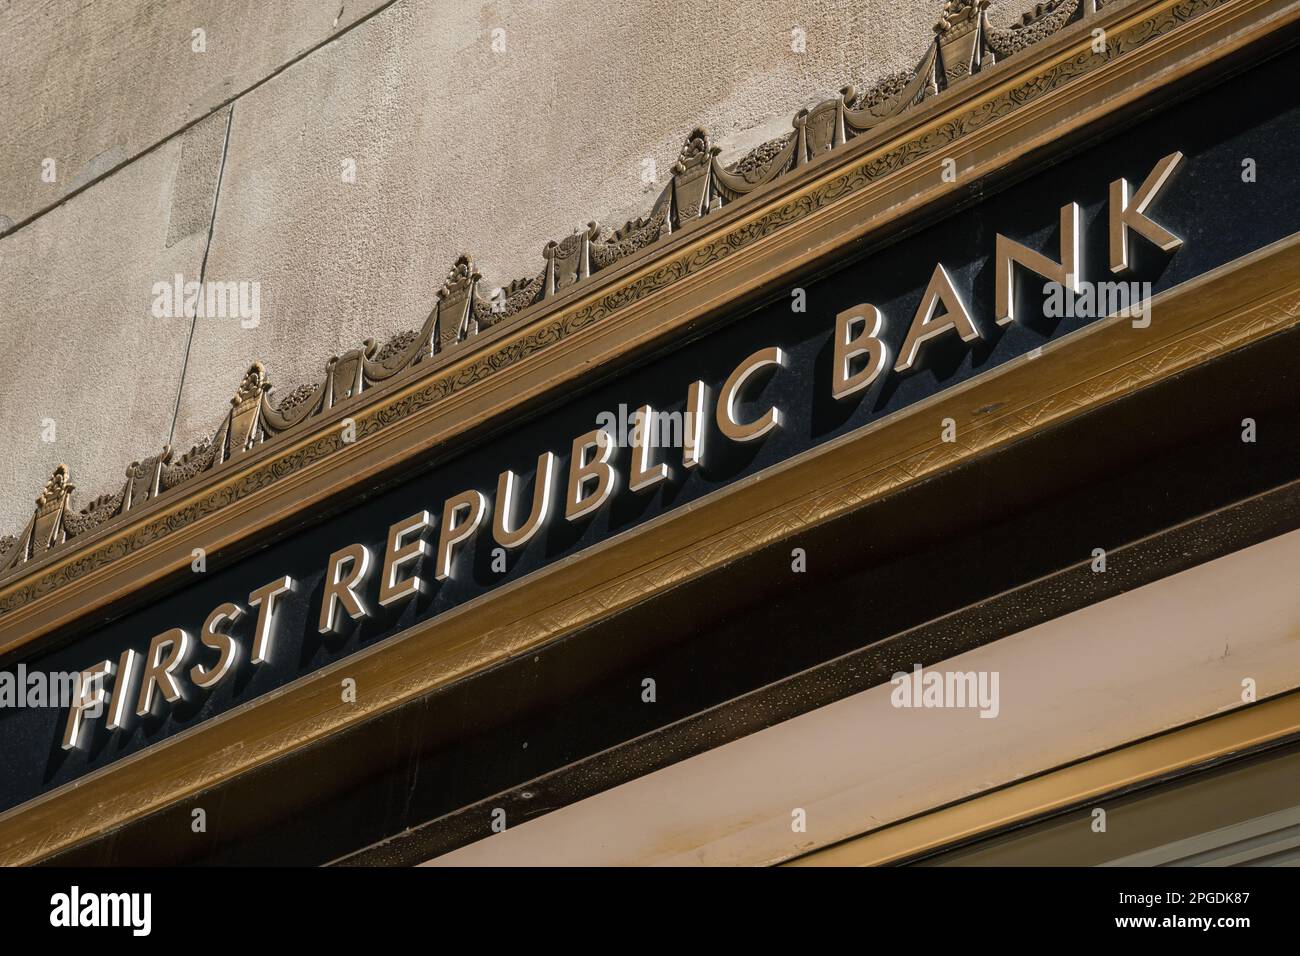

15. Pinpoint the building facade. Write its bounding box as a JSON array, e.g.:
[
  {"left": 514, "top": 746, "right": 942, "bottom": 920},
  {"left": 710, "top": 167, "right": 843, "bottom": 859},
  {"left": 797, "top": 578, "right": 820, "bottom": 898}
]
[{"left": 1, "top": 0, "right": 1298, "bottom": 866}]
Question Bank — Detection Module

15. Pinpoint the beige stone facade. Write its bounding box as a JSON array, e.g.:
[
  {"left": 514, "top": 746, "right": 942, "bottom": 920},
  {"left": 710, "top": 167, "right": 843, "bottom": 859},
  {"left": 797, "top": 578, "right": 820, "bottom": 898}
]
[{"left": 0, "top": 0, "right": 952, "bottom": 533}]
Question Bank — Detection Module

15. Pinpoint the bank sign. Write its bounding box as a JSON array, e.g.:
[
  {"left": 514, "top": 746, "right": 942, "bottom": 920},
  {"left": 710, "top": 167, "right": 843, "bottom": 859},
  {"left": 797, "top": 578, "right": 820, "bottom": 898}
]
[{"left": 3, "top": 60, "right": 1299, "bottom": 813}]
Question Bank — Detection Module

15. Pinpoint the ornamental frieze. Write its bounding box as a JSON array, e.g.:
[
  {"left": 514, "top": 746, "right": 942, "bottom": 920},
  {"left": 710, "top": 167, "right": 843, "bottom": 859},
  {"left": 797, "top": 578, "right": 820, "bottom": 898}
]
[{"left": 0, "top": 0, "right": 1113, "bottom": 582}]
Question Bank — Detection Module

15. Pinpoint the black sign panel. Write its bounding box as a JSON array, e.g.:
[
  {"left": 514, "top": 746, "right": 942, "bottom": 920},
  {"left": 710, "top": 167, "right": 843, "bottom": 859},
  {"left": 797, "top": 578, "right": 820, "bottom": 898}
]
[{"left": 3, "top": 47, "right": 1299, "bottom": 813}]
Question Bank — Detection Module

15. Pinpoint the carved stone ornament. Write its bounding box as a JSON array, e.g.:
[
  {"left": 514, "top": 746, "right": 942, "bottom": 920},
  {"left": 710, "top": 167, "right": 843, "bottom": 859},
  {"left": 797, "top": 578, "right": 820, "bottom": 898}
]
[{"left": 0, "top": 0, "right": 1096, "bottom": 578}]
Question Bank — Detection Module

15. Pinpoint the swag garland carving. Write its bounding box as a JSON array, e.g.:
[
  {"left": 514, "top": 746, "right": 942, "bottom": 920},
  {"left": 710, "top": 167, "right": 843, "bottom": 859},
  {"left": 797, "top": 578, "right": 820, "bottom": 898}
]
[{"left": 0, "top": 0, "right": 1100, "bottom": 578}]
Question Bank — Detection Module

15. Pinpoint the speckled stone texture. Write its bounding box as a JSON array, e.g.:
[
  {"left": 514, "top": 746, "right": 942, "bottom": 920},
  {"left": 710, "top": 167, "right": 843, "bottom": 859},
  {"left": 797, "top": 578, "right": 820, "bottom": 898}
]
[
  {"left": 0, "top": 0, "right": 940, "bottom": 533},
  {"left": 0, "top": 109, "right": 230, "bottom": 533}
]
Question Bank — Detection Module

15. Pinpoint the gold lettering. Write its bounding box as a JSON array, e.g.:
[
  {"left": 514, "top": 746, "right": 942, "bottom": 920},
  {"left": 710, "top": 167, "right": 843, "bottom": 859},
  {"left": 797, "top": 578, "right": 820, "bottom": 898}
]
[
  {"left": 247, "top": 576, "right": 294, "bottom": 664},
  {"left": 996, "top": 202, "right": 1082, "bottom": 325},
  {"left": 435, "top": 491, "right": 487, "bottom": 580},
  {"left": 1110, "top": 151, "right": 1183, "bottom": 274},
  {"left": 629, "top": 404, "right": 671, "bottom": 492},
  {"left": 135, "top": 628, "right": 192, "bottom": 717},
  {"left": 717, "top": 347, "right": 787, "bottom": 442},
  {"left": 495, "top": 454, "right": 555, "bottom": 549},
  {"left": 894, "top": 264, "right": 979, "bottom": 372},
  {"left": 832, "top": 304, "right": 889, "bottom": 400},
  {"left": 61, "top": 659, "right": 113, "bottom": 752},
  {"left": 318, "top": 546, "right": 372, "bottom": 634},
  {"left": 566, "top": 429, "right": 618, "bottom": 520},
  {"left": 378, "top": 511, "right": 433, "bottom": 606},
  {"left": 190, "top": 602, "right": 243, "bottom": 689}
]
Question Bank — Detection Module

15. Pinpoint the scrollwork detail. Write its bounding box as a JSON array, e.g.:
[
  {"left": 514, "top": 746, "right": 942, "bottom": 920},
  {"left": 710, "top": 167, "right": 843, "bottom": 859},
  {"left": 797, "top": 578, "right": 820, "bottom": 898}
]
[{"left": 0, "top": 0, "right": 1136, "bottom": 587}]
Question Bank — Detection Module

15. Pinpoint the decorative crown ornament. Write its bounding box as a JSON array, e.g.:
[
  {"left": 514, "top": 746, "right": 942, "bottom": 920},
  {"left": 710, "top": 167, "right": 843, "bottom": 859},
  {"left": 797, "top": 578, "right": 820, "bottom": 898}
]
[{"left": 0, "top": 0, "right": 1097, "bottom": 582}]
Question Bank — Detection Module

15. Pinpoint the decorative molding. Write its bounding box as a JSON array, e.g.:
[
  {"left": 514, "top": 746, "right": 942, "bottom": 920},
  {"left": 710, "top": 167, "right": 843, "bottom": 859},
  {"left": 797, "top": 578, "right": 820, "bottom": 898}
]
[
  {"left": 787, "top": 689, "right": 1300, "bottom": 867},
  {"left": 6, "top": 0, "right": 1280, "bottom": 653},
  {"left": 3, "top": 230, "right": 1297, "bottom": 866},
  {"left": 0, "top": 0, "right": 1096, "bottom": 584}
]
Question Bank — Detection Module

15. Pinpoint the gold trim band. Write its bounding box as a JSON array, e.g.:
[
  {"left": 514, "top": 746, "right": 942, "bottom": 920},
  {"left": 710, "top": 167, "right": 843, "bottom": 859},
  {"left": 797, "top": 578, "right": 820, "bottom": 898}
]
[
  {"left": 785, "top": 691, "right": 1300, "bottom": 866},
  {"left": 2, "top": 227, "right": 1298, "bottom": 866},
  {"left": 1, "top": 0, "right": 1107, "bottom": 574},
  {"left": 2, "top": 0, "right": 1289, "bottom": 656}
]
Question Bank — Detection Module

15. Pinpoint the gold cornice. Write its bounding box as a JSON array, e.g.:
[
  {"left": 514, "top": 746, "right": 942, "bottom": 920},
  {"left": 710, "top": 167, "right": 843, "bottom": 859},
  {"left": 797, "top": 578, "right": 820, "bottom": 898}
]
[
  {"left": 0, "top": 0, "right": 1163, "bottom": 575},
  {"left": 2, "top": 229, "right": 1299, "bottom": 866},
  {"left": 2, "top": 0, "right": 1024, "bottom": 576},
  {"left": 0, "top": 0, "right": 1289, "bottom": 650},
  {"left": 784, "top": 691, "right": 1300, "bottom": 866}
]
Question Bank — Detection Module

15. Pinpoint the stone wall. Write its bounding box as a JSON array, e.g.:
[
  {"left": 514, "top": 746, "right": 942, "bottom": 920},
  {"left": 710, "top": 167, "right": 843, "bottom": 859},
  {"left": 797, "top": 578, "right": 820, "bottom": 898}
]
[{"left": 0, "top": 0, "right": 952, "bottom": 533}]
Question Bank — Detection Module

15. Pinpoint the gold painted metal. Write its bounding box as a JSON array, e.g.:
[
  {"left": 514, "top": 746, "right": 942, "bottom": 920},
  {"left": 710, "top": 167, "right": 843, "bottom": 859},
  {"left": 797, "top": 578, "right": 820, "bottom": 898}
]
[
  {"left": 378, "top": 511, "right": 434, "bottom": 607},
  {"left": 106, "top": 648, "right": 139, "bottom": 733},
  {"left": 0, "top": 0, "right": 1284, "bottom": 652},
  {"left": 784, "top": 691, "right": 1300, "bottom": 867},
  {"left": 494, "top": 454, "right": 557, "bottom": 549},
  {"left": 893, "top": 264, "right": 980, "bottom": 371},
  {"left": 190, "top": 603, "right": 242, "bottom": 690},
  {"left": 61, "top": 660, "right": 111, "bottom": 753},
  {"left": 1110, "top": 150, "right": 1186, "bottom": 274},
  {"left": 434, "top": 491, "right": 487, "bottom": 580},
  {"left": 995, "top": 201, "right": 1083, "bottom": 325},
  {"left": 683, "top": 381, "right": 708, "bottom": 470},
  {"left": 247, "top": 576, "right": 293, "bottom": 665},
  {"left": 833, "top": 305, "right": 890, "bottom": 400},
  {"left": 629, "top": 406, "right": 672, "bottom": 492},
  {"left": 3, "top": 226, "right": 1299, "bottom": 865},
  {"left": 0, "top": 0, "right": 1035, "bottom": 576},
  {"left": 716, "top": 347, "right": 788, "bottom": 442},
  {"left": 135, "top": 628, "right": 191, "bottom": 719},
  {"left": 566, "top": 430, "right": 618, "bottom": 521},
  {"left": 317, "top": 544, "right": 372, "bottom": 634}
]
